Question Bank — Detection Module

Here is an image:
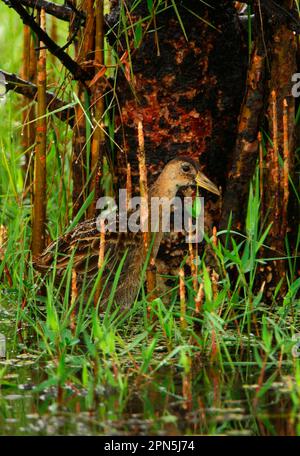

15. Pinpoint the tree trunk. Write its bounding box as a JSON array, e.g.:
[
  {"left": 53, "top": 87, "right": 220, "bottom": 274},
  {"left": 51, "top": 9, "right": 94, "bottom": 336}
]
[{"left": 107, "top": 0, "right": 248, "bottom": 274}]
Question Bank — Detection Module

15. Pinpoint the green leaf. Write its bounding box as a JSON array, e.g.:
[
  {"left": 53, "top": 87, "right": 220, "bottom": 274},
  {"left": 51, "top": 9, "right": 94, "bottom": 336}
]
[
  {"left": 192, "top": 197, "right": 202, "bottom": 218},
  {"left": 134, "top": 22, "right": 143, "bottom": 48},
  {"left": 147, "top": 0, "right": 153, "bottom": 13}
]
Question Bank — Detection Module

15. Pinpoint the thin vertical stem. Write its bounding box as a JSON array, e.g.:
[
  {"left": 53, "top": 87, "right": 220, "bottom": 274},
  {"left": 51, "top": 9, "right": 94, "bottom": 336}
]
[
  {"left": 70, "top": 269, "right": 78, "bottom": 334},
  {"left": 212, "top": 226, "right": 218, "bottom": 248},
  {"left": 211, "top": 269, "right": 219, "bottom": 302},
  {"left": 282, "top": 98, "right": 290, "bottom": 237},
  {"left": 137, "top": 121, "right": 156, "bottom": 309},
  {"left": 271, "top": 90, "right": 280, "bottom": 225},
  {"left": 21, "top": 25, "right": 31, "bottom": 167},
  {"left": 195, "top": 282, "right": 204, "bottom": 315},
  {"left": 32, "top": 9, "right": 47, "bottom": 257},
  {"left": 72, "top": 0, "right": 95, "bottom": 216},
  {"left": 94, "top": 219, "right": 106, "bottom": 308},
  {"left": 179, "top": 267, "right": 187, "bottom": 330},
  {"left": 137, "top": 120, "right": 148, "bottom": 247},
  {"left": 126, "top": 162, "right": 132, "bottom": 210},
  {"left": 258, "top": 131, "right": 264, "bottom": 211},
  {"left": 22, "top": 24, "right": 36, "bottom": 191},
  {"left": 188, "top": 218, "right": 197, "bottom": 292},
  {"left": 88, "top": 0, "right": 105, "bottom": 217},
  {"left": 0, "top": 225, "right": 12, "bottom": 286}
]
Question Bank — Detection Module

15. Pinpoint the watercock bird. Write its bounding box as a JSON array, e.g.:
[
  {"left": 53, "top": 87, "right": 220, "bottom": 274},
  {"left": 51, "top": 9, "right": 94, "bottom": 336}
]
[{"left": 34, "top": 157, "right": 220, "bottom": 307}]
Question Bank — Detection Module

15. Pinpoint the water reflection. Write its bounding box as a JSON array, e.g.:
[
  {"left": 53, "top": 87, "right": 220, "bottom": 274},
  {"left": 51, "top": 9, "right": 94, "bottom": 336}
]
[
  {"left": 0, "top": 306, "right": 299, "bottom": 436},
  {"left": 0, "top": 360, "right": 299, "bottom": 436}
]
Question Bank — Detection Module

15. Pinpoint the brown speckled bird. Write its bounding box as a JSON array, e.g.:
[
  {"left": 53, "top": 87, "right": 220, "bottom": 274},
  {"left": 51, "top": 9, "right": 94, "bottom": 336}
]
[{"left": 34, "top": 157, "right": 220, "bottom": 307}]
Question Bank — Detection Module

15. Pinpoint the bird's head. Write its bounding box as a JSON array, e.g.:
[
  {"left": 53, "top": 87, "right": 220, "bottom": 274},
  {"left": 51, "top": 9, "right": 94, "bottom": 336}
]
[{"left": 159, "top": 157, "right": 220, "bottom": 196}]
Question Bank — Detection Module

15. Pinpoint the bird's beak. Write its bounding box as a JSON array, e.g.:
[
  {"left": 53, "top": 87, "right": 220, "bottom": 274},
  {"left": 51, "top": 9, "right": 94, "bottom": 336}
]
[{"left": 195, "top": 172, "right": 220, "bottom": 196}]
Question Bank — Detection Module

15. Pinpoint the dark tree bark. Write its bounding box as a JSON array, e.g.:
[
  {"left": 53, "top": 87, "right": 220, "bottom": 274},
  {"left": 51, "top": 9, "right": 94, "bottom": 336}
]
[
  {"left": 107, "top": 0, "right": 248, "bottom": 274},
  {"left": 2, "top": 0, "right": 299, "bottom": 294},
  {"left": 1, "top": 70, "right": 75, "bottom": 124},
  {"left": 262, "top": 0, "right": 297, "bottom": 288}
]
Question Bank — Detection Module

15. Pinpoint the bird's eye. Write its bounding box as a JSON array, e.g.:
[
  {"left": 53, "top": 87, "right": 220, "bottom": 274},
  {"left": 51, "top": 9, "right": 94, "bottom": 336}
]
[{"left": 182, "top": 164, "right": 191, "bottom": 173}]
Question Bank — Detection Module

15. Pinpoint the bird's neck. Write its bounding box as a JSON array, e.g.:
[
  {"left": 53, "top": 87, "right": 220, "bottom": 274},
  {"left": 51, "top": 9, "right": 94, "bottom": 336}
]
[
  {"left": 143, "top": 173, "right": 179, "bottom": 260},
  {"left": 149, "top": 172, "right": 178, "bottom": 199}
]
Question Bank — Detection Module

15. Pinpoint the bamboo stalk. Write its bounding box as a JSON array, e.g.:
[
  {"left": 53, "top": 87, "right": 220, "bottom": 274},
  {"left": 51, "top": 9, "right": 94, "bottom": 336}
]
[
  {"left": 195, "top": 282, "right": 204, "bottom": 315},
  {"left": 282, "top": 98, "right": 290, "bottom": 237},
  {"left": 212, "top": 226, "right": 218, "bottom": 248},
  {"left": 179, "top": 267, "right": 187, "bottom": 330},
  {"left": 87, "top": 0, "right": 105, "bottom": 218},
  {"left": 271, "top": 90, "right": 280, "bottom": 225},
  {"left": 32, "top": 8, "right": 47, "bottom": 257},
  {"left": 72, "top": 0, "right": 95, "bottom": 216},
  {"left": 188, "top": 217, "right": 197, "bottom": 292},
  {"left": 210, "top": 326, "right": 217, "bottom": 361},
  {"left": 137, "top": 121, "right": 157, "bottom": 309},
  {"left": 182, "top": 372, "right": 192, "bottom": 411},
  {"left": 21, "top": 24, "right": 36, "bottom": 191},
  {"left": 137, "top": 120, "right": 149, "bottom": 246},
  {"left": 258, "top": 131, "right": 264, "bottom": 211},
  {"left": 211, "top": 226, "right": 219, "bottom": 300},
  {"left": 211, "top": 269, "right": 219, "bottom": 301},
  {"left": 70, "top": 269, "right": 78, "bottom": 333},
  {"left": 126, "top": 162, "right": 132, "bottom": 211},
  {"left": 21, "top": 25, "right": 31, "bottom": 162},
  {"left": 146, "top": 257, "right": 157, "bottom": 304},
  {"left": 94, "top": 218, "right": 106, "bottom": 307},
  {"left": 0, "top": 225, "right": 12, "bottom": 287},
  {"left": 82, "top": 0, "right": 95, "bottom": 60}
]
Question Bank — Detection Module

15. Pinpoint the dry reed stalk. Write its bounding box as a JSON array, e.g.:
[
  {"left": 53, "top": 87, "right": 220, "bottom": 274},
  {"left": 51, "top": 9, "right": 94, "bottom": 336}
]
[
  {"left": 212, "top": 226, "right": 217, "bottom": 248},
  {"left": 195, "top": 282, "right": 204, "bottom": 315},
  {"left": 282, "top": 99, "right": 290, "bottom": 237},
  {"left": 182, "top": 372, "right": 192, "bottom": 411},
  {"left": 209, "top": 233, "right": 218, "bottom": 286},
  {"left": 94, "top": 218, "right": 106, "bottom": 307},
  {"left": 17, "top": 297, "right": 28, "bottom": 344},
  {"left": 271, "top": 90, "right": 280, "bottom": 224},
  {"left": 137, "top": 121, "right": 148, "bottom": 245},
  {"left": 32, "top": 8, "right": 47, "bottom": 257},
  {"left": 126, "top": 162, "right": 132, "bottom": 210},
  {"left": 179, "top": 267, "right": 187, "bottom": 330},
  {"left": 83, "top": 0, "right": 95, "bottom": 59},
  {"left": 21, "top": 25, "right": 36, "bottom": 190},
  {"left": 137, "top": 121, "right": 156, "bottom": 310},
  {"left": 211, "top": 269, "right": 219, "bottom": 301},
  {"left": 21, "top": 25, "right": 31, "bottom": 159},
  {"left": 210, "top": 326, "right": 218, "bottom": 362},
  {"left": 72, "top": 0, "right": 95, "bottom": 216},
  {"left": 210, "top": 226, "right": 220, "bottom": 276},
  {"left": 0, "top": 225, "right": 12, "bottom": 287},
  {"left": 87, "top": 0, "right": 105, "bottom": 218},
  {"left": 0, "top": 225, "right": 7, "bottom": 260},
  {"left": 70, "top": 269, "right": 78, "bottom": 333},
  {"left": 188, "top": 217, "right": 198, "bottom": 292},
  {"left": 146, "top": 257, "right": 157, "bottom": 314}
]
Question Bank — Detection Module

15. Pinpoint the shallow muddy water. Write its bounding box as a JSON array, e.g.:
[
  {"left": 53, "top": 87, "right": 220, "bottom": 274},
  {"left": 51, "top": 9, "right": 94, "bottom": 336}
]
[{"left": 0, "top": 308, "right": 299, "bottom": 436}]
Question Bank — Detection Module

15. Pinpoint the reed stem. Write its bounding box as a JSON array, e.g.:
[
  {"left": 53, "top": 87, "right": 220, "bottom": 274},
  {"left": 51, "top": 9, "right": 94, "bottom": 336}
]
[{"left": 32, "top": 8, "right": 47, "bottom": 257}]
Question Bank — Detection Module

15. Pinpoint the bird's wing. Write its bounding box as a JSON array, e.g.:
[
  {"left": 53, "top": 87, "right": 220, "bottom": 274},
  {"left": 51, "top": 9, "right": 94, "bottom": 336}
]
[{"left": 33, "top": 216, "right": 143, "bottom": 281}]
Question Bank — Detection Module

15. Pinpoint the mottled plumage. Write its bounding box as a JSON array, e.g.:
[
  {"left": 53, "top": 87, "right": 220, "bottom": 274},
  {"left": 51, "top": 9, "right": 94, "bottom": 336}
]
[{"left": 34, "top": 158, "right": 220, "bottom": 307}]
